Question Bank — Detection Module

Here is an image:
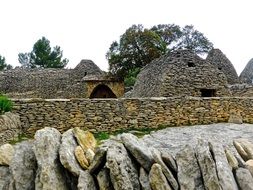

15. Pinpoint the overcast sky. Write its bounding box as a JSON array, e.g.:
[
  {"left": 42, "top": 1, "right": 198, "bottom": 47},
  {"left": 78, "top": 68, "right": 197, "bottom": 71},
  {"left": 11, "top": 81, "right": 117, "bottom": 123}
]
[{"left": 0, "top": 0, "right": 252, "bottom": 75}]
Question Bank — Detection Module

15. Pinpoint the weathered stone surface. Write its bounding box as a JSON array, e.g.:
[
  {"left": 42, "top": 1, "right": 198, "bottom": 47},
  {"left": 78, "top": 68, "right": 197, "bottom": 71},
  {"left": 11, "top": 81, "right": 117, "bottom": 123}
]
[
  {"left": 176, "top": 145, "right": 204, "bottom": 190},
  {"left": 152, "top": 148, "right": 178, "bottom": 190},
  {"left": 139, "top": 167, "right": 151, "bottom": 190},
  {"left": 77, "top": 170, "right": 96, "bottom": 190},
  {"left": 143, "top": 123, "right": 253, "bottom": 156},
  {"left": 234, "top": 140, "right": 248, "bottom": 161},
  {"left": 0, "top": 143, "right": 14, "bottom": 166},
  {"left": 0, "top": 112, "right": 21, "bottom": 146},
  {"left": 149, "top": 163, "right": 172, "bottom": 190},
  {"left": 161, "top": 151, "right": 177, "bottom": 173},
  {"left": 9, "top": 140, "right": 36, "bottom": 190},
  {"left": 106, "top": 141, "right": 140, "bottom": 190},
  {"left": 0, "top": 60, "right": 104, "bottom": 99},
  {"left": 239, "top": 58, "right": 253, "bottom": 83},
  {"left": 129, "top": 49, "right": 229, "bottom": 97},
  {"left": 59, "top": 129, "right": 83, "bottom": 177},
  {"left": 228, "top": 111, "right": 243, "bottom": 124},
  {"left": 89, "top": 145, "right": 107, "bottom": 174},
  {"left": 225, "top": 149, "right": 239, "bottom": 170},
  {"left": 75, "top": 146, "right": 89, "bottom": 170},
  {"left": 0, "top": 166, "right": 10, "bottom": 190},
  {"left": 206, "top": 48, "right": 239, "bottom": 84},
  {"left": 73, "top": 127, "right": 97, "bottom": 152},
  {"left": 235, "top": 168, "right": 253, "bottom": 190},
  {"left": 33, "top": 127, "right": 68, "bottom": 190},
  {"left": 234, "top": 139, "right": 253, "bottom": 161},
  {"left": 85, "top": 148, "right": 95, "bottom": 164},
  {"left": 209, "top": 141, "right": 238, "bottom": 190},
  {"left": 196, "top": 140, "right": 221, "bottom": 190},
  {"left": 245, "top": 159, "right": 253, "bottom": 176},
  {"left": 97, "top": 168, "right": 113, "bottom": 190},
  {"left": 121, "top": 133, "right": 154, "bottom": 171}
]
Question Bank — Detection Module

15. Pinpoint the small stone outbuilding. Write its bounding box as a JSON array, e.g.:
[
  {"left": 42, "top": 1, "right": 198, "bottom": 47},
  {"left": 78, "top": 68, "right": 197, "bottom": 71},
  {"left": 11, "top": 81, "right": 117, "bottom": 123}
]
[
  {"left": 129, "top": 50, "right": 230, "bottom": 97},
  {"left": 206, "top": 49, "right": 239, "bottom": 84}
]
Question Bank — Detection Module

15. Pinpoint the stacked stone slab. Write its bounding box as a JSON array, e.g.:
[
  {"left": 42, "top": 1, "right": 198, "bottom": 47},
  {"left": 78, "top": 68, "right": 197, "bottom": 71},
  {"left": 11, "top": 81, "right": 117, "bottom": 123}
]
[
  {"left": 1, "top": 126, "right": 253, "bottom": 189},
  {"left": 240, "top": 58, "right": 253, "bottom": 84},
  {"left": 129, "top": 49, "right": 230, "bottom": 97},
  {"left": 0, "top": 60, "right": 103, "bottom": 98},
  {"left": 206, "top": 48, "right": 239, "bottom": 84}
]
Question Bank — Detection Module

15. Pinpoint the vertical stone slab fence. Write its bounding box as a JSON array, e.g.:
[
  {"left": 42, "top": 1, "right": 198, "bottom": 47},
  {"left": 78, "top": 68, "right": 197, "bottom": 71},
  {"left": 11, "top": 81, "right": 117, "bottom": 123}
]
[{"left": 11, "top": 97, "right": 253, "bottom": 136}]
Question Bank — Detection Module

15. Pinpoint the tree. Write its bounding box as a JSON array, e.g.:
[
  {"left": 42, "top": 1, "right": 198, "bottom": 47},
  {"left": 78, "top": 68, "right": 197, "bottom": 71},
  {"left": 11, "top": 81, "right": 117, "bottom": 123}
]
[
  {"left": 107, "top": 24, "right": 213, "bottom": 84},
  {"left": 0, "top": 55, "right": 13, "bottom": 71},
  {"left": 18, "top": 37, "right": 69, "bottom": 68}
]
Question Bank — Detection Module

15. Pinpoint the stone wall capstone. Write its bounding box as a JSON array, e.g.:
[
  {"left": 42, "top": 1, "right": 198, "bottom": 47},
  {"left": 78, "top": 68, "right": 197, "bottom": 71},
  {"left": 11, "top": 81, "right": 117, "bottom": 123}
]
[{"left": 11, "top": 97, "right": 253, "bottom": 136}]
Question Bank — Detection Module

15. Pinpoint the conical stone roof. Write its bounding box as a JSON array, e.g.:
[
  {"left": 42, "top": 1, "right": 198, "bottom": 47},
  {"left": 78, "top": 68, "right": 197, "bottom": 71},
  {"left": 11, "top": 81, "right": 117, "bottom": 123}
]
[
  {"left": 74, "top": 59, "right": 103, "bottom": 76},
  {"left": 129, "top": 49, "right": 230, "bottom": 97},
  {"left": 206, "top": 49, "right": 239, "bottom": 84},
  {"left": 239, "top": 58, "right": 253, "bottom": 84}
]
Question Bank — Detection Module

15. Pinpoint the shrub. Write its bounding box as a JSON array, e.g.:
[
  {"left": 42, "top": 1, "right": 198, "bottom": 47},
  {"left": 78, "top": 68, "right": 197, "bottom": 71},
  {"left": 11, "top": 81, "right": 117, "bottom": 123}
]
[{"left": 0, "top": 95, "right": 13, "bottom": 114}]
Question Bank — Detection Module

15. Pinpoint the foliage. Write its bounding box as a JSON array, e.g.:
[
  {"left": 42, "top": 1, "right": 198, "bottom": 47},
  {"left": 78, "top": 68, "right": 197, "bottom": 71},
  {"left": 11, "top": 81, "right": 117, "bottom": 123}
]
[
  {"left": 0, "top": 55, "right": 13, "bottom": 71},
  {"left": 124, "top": 67, "right": 141, "bottom": 87},
  {"left": 107, "top": 24, "right": 213, "bottom": 83},
  {"left": 9, "top": 133, "right": 30, "bottom": 145},
  {"left": 94, "top": 124, "right": 169, "bottom": 142},
  {"left": 0, "top": 95, "right": 13, "bottom": 114},
  {"left": 18, "top": 37, "right": 69, "bottom": 68}
]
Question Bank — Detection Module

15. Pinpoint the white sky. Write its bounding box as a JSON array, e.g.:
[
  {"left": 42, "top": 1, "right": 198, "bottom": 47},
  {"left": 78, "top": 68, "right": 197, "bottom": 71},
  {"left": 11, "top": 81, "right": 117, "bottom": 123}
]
[{"left": 0, "top": 0, "right": 252, "bottom": 75}]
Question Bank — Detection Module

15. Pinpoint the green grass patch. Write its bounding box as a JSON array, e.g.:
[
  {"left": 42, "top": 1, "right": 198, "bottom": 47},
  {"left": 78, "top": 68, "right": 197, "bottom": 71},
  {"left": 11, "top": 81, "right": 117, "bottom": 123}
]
[
  {"left": 94, "top": 124, "right": 170, "bottom": 142},
  {"left": 9, "top": 133, "right": 30, "bottom": 145},
  {"left": 0, "top": 94, "right": 13, "bottom": 114}
]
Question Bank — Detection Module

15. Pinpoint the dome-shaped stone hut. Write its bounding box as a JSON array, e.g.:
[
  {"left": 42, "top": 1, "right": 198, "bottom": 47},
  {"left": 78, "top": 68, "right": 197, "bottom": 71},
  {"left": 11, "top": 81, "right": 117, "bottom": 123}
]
[
  {"left": 239, "top": 58, "right": 253, "bottom": 84},
  {"left": 129, "top": 50, "right": 230, "bottom": 97},
  {"left": 206, "top": 49, "right": 239, "bottom": 84}
]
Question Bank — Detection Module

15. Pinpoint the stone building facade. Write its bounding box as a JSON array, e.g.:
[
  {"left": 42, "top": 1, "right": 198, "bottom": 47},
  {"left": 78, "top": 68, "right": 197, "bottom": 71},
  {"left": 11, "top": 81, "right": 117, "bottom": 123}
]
[
  {"left": 129, "top": 50, "right": 230, "bottom": 97},
  {"left": 206, "top": 49, "right": 239, "bottom": 84},
  {"left": 0, "top": 60, "right": 124, "bottom": 99}
]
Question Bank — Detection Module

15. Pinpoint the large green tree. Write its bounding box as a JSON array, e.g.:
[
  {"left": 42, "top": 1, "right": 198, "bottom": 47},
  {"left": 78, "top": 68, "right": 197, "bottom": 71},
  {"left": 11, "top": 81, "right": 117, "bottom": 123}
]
[
  {"left": 18, "top": 37, "right": 69, "bottom": 68},
  {"left": 107, "top": 24, "right": 213, "bottom": 85},
  {"left": 0, "top": 55, "right": 13, "bottom": 71}
]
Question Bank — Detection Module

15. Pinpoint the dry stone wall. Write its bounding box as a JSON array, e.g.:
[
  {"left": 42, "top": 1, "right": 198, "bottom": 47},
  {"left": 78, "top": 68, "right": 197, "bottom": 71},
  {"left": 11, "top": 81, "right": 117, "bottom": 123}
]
[
  {"left": 0, "top": 60, "right": 102, "bottom": 98},
  {"left": 11, "top": 97, "right": 253, "bottom": 136}
]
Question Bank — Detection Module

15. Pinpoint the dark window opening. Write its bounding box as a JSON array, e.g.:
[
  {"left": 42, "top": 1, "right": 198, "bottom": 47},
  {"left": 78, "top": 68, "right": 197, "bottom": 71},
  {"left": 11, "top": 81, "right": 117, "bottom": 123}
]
[
  {"left": 84, "top": 72, "right": 87, "bottom": 76},
  {"left": 90, "top": 84, "right": 117, "bottom": 98},
  {"left": 218, "top": 67, "right": 222, "bottom": 70},
  {"left": 187, "top": 61, "right": 195, "bottom": 67},
  {"left": 200, "top": 89, "right": 216, "bottom": 97}
]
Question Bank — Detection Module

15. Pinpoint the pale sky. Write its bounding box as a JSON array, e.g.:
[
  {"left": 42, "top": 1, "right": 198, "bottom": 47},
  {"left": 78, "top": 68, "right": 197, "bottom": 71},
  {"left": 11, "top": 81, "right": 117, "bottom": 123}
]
[{"left": 0, "top": 0, "right": 252, "bottom": 75}]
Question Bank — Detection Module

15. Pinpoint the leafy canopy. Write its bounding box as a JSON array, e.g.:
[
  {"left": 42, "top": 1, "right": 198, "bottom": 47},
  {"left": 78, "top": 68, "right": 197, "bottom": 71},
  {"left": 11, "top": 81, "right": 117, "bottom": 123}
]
[
  {"left": 0, "top": 55, "right": 13, "bottom": 71},
  {"left": 106, "top": 24, "right": 213, "bottom": 84},
  {"left": 18, "top": 37, "right": 69, "bottom": 68}
]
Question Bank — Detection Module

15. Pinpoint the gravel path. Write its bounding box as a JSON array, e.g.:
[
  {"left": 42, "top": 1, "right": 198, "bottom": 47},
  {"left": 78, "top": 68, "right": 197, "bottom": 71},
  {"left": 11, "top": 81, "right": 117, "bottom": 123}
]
[{"left": 142, "top": 123, "right": 253, "bottom": 156}]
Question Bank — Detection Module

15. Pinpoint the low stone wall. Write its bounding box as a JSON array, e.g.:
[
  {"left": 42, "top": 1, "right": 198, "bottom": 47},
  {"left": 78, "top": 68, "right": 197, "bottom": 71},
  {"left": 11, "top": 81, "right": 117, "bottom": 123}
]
[{"left": 11, "top": 97, "right": 253, "bottom": 136}]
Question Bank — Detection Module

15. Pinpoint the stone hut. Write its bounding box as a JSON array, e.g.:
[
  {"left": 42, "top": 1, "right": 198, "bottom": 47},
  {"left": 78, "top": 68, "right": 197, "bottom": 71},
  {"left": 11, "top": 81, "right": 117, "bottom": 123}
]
[
  {"left": 206, "top": 49, "right": 239, "bottom": 84},
  {"left": 129, "top": 50, "right": 230, "bottom": 97},
  {"left": 0, "top": 60, "right": 124, "bottom": 99},
  {"left": 239, "top": 58, "right": 253, "bottom": 84}
]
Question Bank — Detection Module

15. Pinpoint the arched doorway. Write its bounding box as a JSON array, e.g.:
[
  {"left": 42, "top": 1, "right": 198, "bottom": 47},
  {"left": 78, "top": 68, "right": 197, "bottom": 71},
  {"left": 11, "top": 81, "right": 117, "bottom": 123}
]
[{"left": 90, "top": 84, "right": 117, "bottom": 98}]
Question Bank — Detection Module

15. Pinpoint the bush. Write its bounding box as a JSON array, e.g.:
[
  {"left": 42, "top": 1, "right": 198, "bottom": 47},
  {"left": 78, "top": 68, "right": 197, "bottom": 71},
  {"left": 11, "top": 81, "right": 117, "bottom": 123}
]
[{"left": 0, "top": 95, "right": 13, "bottom": 114}]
